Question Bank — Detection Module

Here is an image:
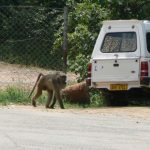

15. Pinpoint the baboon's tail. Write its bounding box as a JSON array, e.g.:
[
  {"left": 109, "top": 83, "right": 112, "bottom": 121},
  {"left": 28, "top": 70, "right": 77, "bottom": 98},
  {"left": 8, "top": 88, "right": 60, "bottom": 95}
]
[{"left": 28, "top": 73, "right": 44, "bottom": 98}]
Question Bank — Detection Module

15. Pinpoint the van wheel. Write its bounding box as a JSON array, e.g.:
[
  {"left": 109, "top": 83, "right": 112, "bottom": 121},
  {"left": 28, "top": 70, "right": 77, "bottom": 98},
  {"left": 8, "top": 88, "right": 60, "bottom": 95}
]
[{"left": 103, "top": 90, "right": 128, "bottom": 106}]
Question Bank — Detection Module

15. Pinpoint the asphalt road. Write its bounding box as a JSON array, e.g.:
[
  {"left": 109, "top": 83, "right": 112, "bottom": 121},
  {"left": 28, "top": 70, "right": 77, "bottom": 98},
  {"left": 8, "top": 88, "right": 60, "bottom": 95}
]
[{"left": 0, "top": 106, "right": 150, "bottom": 150}]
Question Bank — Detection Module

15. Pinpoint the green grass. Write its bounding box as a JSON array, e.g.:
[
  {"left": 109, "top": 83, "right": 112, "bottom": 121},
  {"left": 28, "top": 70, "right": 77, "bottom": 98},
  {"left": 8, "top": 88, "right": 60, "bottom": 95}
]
[
  {"left": 0, "top": 86, "right": 105, "bottom": 108},
  {"left": 89, "top": 89, "right": 105, "bottom": 107},
  {"left": 3, "top": 86, "right": 150, "bottom": 108},
  {"left": 4, "top": 86, "right": 150, "bottom": 108},
  {"left": 0, "top": 87, "right": 27, "bottom": 105},
  {"left": 0, "top": 86, "right": 46, "bottom": 106}
]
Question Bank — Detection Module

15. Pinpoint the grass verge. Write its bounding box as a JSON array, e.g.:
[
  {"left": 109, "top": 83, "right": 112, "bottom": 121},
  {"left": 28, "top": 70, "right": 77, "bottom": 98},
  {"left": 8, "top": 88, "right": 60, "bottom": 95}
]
[
  {"left": 1, "top": 86, "right": 150, "bottom": 108},
  {"left": 0, "top": 86, "right": 47, "bottom": 106},
  {"left": 0, "top": 86, "right": 105, "bottom": 108}
]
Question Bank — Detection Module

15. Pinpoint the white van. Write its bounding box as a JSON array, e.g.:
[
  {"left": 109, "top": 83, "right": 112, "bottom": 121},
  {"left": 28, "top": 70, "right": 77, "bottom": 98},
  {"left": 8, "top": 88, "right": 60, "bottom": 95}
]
[{"left": 87, "top": 20, "right": 150, "bottom": 91}]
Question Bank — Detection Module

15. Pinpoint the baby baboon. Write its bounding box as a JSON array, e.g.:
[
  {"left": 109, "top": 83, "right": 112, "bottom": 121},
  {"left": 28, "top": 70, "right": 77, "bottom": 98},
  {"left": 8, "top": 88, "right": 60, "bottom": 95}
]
[{"left": 29, "top": 71, "right": 66, "bottom": 109}]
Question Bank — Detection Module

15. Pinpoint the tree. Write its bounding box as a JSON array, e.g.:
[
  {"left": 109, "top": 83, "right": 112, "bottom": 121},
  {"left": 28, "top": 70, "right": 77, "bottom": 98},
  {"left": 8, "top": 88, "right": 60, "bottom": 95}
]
[
  {"left": 53, "top": 0, "right": 110, "bottom": 81},
  {"left": 0, "top": 1, "right": 66, "bottom": 70},
  {"left": 101, "top": 0, "right": 150, "bottom": 19}
]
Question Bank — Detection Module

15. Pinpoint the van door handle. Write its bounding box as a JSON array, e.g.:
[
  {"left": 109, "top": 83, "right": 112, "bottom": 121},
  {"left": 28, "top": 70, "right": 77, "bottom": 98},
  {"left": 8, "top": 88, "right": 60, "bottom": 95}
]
[{"left": 113, "top": 63, "right": 119, "bottom": 67}]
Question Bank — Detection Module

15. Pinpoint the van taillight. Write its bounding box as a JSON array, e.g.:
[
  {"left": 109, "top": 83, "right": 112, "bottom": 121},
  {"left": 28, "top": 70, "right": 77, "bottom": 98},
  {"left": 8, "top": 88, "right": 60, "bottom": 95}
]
[
  {"left": 86, "top": 63, "right": 92, "bottom": 86},
  {"left": 141, "top": 61, "right": 148, "bottom": 77}
]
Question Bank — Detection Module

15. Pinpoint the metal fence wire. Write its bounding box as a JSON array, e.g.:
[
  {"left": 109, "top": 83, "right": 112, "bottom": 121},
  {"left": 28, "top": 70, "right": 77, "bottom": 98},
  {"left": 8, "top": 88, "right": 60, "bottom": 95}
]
[{"left": 0, "top": 6, "right": 70, "bottom": 90}]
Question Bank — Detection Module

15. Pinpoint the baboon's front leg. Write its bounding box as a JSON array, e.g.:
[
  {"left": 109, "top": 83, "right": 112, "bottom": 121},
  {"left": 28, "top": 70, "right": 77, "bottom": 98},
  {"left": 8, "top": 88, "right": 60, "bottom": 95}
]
[
  {"left": 49, "top": 91, "right": 56, "bottom": 109},
  {"left": 55, "top": 89, "right": 65, "bottom": 109},
  {"left": 31, "top": 87, "right": 42, "bottom": 107},
  {"left": 46, "top": 91, "right": 53, "bottom": 108}
]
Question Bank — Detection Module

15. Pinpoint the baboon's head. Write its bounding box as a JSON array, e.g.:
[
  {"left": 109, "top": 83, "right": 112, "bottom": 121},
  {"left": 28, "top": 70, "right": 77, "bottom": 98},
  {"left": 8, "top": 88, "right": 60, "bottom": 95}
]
[{"left": 55, "top": 71, "right": 67, "bottom": 89}]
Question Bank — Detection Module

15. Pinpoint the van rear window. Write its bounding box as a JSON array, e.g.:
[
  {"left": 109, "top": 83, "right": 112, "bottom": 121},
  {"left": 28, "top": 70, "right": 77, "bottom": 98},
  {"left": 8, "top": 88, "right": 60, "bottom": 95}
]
[
  {"left": 101, "top": 32, "right": 137, "bottom": 53},
  {"left": 146, "top": 33, "right": 150, "bottom": 52}
]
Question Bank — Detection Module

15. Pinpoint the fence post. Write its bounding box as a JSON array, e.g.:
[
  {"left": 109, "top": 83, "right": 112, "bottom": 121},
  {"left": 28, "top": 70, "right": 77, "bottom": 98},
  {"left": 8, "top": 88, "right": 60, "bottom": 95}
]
[{"left": 63, "top": 6, "right": 68, "bottom": 73}]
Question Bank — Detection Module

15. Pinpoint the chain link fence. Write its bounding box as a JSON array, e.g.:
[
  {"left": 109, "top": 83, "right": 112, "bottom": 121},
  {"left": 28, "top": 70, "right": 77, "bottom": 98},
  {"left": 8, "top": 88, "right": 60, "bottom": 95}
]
[{"left": 0, "top": 6, "right": 71, "bottom": 90}]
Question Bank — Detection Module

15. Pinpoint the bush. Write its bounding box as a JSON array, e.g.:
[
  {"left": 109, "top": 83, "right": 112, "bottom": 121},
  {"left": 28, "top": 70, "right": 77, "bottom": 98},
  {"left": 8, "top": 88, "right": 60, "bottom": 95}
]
[
  {"left": 89, "top": 89, "right": 104, "bottom": 107},
  {"left": 69, "top": 54, "right": 90, "bottom": 82},
  {"left": 53, "top": 1, "right": 110, "bottom": 81}
]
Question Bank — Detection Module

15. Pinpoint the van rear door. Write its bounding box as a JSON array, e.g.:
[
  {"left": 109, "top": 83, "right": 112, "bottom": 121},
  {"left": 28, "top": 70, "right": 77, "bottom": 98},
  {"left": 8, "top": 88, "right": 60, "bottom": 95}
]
[
  {"left": 92, "top": 31, "right": 141, "bottom": 83},
  {"left": 92, "top": 57, "right": 139, "bottom": 82}
]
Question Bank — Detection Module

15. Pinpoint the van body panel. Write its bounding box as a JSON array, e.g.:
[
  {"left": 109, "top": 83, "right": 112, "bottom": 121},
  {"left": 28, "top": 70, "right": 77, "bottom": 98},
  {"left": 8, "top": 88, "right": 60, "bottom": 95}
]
[
  {"left": 92, "top": 58, "right": 140, "bottom": 82},
  {"left": 89, "top": 20, "right": 150, "bottom": 90}
]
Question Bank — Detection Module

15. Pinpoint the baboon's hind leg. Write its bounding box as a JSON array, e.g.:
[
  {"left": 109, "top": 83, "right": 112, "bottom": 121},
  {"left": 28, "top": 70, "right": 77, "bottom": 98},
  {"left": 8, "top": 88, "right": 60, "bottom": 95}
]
[
  {"left": 55, "top": 89, "right": 65, "bottom": 109},
  {"left": 31, "top": 87, "right": 42, "bottom": 107},
  {"left": 49, "top": 91, "right": 56, "bottom": 109}
]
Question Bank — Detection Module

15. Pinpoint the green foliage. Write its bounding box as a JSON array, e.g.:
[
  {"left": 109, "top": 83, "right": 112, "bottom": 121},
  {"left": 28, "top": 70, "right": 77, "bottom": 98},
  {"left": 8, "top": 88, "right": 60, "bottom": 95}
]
[
  {"left": 89, "top": 89, "right": 104, "bottom": 107},
  {"left": 0, "top": 86, "right": 47, "bottom": 106},
  {"left": 0, "top": 87, "right": 29, "bottom": 105},
  {"left": 0, "top": 6, "right": 65, "bottom": 70},
  {"left": 102, "top": 0, "right": 150, "bottom": 19},
  {"left": 54, "top": 0, "right": 110, "bottom": 81},
  {"left": 0, "top": 0, "right": 66, "bottom": 7},
  {"left": 69, "top": 54, "right": 90, "bottom": 82},
  {"left": 68, "top": 24, "right": 94, "bottom": 57},
  {"left": 67, "top": 1, "right": 110, "bottom": 81}
]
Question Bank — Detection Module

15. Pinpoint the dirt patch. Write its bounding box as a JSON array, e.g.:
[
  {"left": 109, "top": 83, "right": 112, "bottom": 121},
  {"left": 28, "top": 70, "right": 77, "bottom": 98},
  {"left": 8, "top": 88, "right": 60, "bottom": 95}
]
[{"left": 0, "top": 61, "right": 77, "bottom": 89}]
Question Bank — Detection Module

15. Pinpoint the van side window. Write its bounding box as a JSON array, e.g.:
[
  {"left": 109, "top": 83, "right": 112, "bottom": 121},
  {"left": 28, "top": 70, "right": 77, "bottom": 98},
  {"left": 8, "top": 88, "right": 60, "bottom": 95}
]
[
  {"left": 146, "top": 33, "right": 150, "bottom": 52},
  {"left": 101, "top": 32, "right": 137, "bottom": 53}
]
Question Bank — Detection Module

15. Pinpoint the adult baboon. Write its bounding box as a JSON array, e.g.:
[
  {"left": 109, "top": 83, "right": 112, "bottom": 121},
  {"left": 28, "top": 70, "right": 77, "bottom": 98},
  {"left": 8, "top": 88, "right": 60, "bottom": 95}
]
[{"left": 29, "top": 71, "right": 66, "bottom": 109}]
